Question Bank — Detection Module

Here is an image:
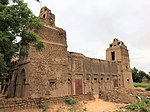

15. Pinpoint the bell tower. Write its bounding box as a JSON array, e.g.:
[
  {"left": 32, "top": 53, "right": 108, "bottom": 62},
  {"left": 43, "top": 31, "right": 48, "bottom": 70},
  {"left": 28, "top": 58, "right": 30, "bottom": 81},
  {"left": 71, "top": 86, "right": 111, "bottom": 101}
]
[
  {"left": 39, "top": 6, "right": 55, "bottom": 26},
  {"left": 106, "top": 38, "right": 134, "bottom": 89},
  {"left": 12, "top": 6, "right": 69, "bottom": 97}
]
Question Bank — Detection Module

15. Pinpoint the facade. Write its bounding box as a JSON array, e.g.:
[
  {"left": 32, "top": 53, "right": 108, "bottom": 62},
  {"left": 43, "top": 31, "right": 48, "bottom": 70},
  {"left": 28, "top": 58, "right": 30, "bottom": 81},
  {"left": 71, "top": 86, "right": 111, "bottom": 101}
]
[{"left": 8, "top": 7, "right": 134, "bottom": 98}]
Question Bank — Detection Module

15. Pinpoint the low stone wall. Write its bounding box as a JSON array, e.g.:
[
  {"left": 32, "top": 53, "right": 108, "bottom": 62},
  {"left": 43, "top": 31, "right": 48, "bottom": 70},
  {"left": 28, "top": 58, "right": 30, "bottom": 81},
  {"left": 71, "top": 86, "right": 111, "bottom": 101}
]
[
  {"left": 0, "top": 94, "right": 93, "bottom": 111},
  {"left": 99, "top": 89, "right": 136, "bottom": 104},
  {"left": 99, "top": 89, "right": 150, "bottom": 104}
]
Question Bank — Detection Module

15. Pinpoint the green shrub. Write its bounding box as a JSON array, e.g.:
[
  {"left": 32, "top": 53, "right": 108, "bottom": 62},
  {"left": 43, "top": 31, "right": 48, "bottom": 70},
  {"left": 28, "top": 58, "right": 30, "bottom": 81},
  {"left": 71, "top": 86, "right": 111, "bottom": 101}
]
[
  {"left": 140, "top": 106, "right": 148, "bottom": 112},
  {"left": 39, "top": 102, "right": 50, "bottom": 111},
  {"left": 65, "top": 97, "right": 77, "bottom": 105},
  {"left": 126, "top": 104, "right": 139, "bottom": 111},
  {"left": 142, "top": 98, "right": 150, "bottom": 105},
  {"left": 145, "top": 85, "right": 150, "bottom": 91},
  {"left": 126, "top": 97, "right": 150, "bottom": 112}
]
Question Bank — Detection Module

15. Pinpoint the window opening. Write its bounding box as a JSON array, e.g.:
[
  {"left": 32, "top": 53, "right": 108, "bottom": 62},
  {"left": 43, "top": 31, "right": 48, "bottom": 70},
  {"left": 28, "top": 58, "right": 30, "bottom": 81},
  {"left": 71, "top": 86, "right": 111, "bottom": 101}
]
[
  {"left": 43, "top": 14, "right": 46, "bottom": 18},
  {"left": 48, "top": 79, "right": 56, "bottom": 87},
  {"left": 94, "top": 78, "right": 97, "bottom": 80},
  {"left": 111, "top": 52, "right": 115, "bottom": 60}
]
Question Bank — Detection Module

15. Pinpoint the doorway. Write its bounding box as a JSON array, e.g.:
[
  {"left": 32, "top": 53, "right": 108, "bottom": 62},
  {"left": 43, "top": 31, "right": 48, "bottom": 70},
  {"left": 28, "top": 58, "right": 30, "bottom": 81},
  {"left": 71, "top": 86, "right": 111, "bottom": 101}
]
[{"left": 75, "top": 79, "right": 83, "bottom": 95}]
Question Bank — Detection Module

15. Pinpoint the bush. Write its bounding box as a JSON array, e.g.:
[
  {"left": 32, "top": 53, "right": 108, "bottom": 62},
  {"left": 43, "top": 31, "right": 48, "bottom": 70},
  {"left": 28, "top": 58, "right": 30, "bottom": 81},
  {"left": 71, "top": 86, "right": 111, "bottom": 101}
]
[
  {"left": 126, "top": 104, "right": 138, "bottom": 111},
  {"left": 39, "top": 102, "right": 50, "bottom": 111},
  {"left": 145, "top": 86, "right": 150, "bottom": 91},
  {"left": 140, "top": 107, "right": 148, "bottom": 112},
  {"left": 142, "top": 98, "right": 150, "bottom": 105},
  {"left": 65, "top": 97, "right": 77, "bottom": 105},
  {"left": 126, "top": 97, "right": 150, "bottom": 112}
]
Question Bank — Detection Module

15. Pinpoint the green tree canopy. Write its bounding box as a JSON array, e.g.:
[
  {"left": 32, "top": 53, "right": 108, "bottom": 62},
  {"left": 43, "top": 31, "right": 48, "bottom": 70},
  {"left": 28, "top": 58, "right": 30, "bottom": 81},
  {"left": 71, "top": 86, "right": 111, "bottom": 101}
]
[
  {"left": 0, "top": 0, "right": 44, "bottom": 80},
  {"left": 145, "top": 72, "right": 150, "bottom": 81},
  {"left": 132, "top": 67, "right": 149, "bottom": 83}
]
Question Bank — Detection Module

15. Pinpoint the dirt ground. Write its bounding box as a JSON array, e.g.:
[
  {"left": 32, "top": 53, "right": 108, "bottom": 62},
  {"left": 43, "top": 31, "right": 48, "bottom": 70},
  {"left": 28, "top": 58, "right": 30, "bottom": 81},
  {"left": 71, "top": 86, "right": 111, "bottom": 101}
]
[
  {"left": 83, "top": 99, "right": 126, "bottom": 112},
  {"left": 14, "top": 99, "right": 126, "bottom": 112}
]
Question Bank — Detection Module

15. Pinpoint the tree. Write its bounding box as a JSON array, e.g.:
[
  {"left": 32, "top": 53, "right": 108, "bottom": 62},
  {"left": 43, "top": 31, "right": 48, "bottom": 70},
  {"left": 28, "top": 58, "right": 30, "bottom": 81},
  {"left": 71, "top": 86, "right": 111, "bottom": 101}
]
[
  {"left": 132, "top": 67, "right": 149, "bottom": 83},
  {"left": 0, "top": 54, "right": 7, "bottom": 81},
  {"left": 145, "top": 72, "right": 150, "bottom": 81},
  {"left": 132, "top": 67, "right": 140, "bottom": 83},
  {"left": 0, "top": 0, "right": 44, "bottom": 90},
  {"left": 138, "top": 70, "right": 147, "bottom": 82}
]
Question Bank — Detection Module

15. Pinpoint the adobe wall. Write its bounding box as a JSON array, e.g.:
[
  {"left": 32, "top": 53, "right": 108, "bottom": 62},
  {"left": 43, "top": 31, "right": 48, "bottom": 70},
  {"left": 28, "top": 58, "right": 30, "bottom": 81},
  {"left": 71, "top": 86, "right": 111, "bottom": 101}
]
[
  {"left": 25, "top": 25, "right": 68, "bottom": 97},
  {"left": 68, "top": 52, "right": 122, "bottom": 95},
  {"left": 11, "top": 7, "right": 69, "bottom": 97},
  {"left": 0, "top": 94, "right": 92, "bottom": 111},
  {"left": 142, "top": 76, "right": 150, "bottom": 83}
]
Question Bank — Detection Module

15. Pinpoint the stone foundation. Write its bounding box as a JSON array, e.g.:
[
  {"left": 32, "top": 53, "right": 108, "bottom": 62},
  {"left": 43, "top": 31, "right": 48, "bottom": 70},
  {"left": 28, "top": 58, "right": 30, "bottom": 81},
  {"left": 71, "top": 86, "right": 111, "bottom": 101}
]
[{"left": 0, "top": 94, "right": 93, "bottom": 111}]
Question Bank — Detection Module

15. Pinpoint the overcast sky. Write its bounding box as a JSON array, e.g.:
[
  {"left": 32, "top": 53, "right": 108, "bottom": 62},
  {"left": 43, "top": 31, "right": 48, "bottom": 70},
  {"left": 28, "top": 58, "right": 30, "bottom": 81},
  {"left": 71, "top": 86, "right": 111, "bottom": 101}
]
[{"left": 24, "top": 0, "right": 150, "bottom": 73}]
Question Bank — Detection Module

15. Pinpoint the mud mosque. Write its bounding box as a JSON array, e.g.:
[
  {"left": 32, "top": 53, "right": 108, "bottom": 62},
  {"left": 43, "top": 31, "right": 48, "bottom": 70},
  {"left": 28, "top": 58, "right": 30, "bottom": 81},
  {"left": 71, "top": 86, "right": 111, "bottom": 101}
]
[{"left": 8, "top": 7, "right": 134, "bottom": 98}]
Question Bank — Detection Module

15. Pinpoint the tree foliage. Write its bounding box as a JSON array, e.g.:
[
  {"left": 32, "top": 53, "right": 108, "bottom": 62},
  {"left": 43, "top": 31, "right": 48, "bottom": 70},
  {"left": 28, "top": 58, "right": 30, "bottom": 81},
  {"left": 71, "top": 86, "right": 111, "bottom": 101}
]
[
  {"left": 132, "top": 67, "right": 150, "bottom": 83},
  {"left": 0, "top": 0, "right": 44, "bottom": 82},
  {"left": 0, "top": 54, "right": 7, "bottom": 82}
]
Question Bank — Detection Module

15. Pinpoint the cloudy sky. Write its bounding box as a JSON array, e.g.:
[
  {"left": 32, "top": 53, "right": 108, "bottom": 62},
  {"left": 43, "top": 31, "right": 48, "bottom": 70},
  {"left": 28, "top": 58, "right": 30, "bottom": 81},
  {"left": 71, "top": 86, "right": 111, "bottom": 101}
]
[{"left": 24, "top": 0, "right": 150, "bottom": 73}]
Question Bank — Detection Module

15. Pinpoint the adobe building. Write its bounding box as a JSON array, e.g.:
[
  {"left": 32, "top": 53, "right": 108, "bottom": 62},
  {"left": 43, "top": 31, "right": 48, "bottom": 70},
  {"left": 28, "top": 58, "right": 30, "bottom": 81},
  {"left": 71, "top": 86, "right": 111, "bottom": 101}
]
[
  {"left": 8, "top": 7, "right": 134, "bottom": 98},
  {"left": 142, "top": 76, "right": 150, "bottom": 84}
]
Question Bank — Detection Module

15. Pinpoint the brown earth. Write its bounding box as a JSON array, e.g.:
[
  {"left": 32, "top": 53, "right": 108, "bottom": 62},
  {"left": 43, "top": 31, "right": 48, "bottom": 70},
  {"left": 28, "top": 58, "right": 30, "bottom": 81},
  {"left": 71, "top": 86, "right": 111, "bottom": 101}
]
[{"left": 14, "top": 99, "right": 126, "bottom": 112}]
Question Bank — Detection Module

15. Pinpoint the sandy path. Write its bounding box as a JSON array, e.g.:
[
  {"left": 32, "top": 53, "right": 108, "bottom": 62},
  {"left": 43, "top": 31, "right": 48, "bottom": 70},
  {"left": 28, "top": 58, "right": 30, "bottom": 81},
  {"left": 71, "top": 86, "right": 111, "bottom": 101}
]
[{"left": 84, "top": 99, "right": 125, "bottom": 112}]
